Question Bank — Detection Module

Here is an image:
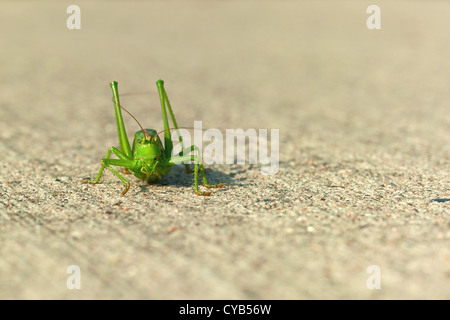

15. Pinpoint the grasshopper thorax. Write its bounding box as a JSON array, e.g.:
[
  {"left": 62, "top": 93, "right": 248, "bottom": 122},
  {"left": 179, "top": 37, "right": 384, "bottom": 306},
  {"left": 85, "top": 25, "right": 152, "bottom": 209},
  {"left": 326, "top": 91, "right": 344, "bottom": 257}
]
[{"left": 132, "top": 129, "right": 164, "bottom": 159}]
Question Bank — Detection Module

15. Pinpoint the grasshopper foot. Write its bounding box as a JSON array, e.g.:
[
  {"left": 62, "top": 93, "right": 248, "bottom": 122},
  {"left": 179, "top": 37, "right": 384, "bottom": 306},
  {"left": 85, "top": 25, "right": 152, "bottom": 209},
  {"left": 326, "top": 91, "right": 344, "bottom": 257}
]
[
  {"left": 195, "top": 190, "right": 212, "bottom": 196},
  {"left": 80, "top": 179, "right": 97, "bottom": 185},
  {"left": 121, "top": 182, "right": 131, "bottom": 196},
  {"left": 205, "top": 183, "right": 225, "bottom": 189}
]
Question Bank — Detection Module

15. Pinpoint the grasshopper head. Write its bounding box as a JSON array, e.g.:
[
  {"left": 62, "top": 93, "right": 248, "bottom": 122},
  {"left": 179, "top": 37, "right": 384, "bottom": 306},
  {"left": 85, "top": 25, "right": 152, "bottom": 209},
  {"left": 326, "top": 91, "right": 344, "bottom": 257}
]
[{"left": 132, "top": 129, "right": 164, "bottom": 158}]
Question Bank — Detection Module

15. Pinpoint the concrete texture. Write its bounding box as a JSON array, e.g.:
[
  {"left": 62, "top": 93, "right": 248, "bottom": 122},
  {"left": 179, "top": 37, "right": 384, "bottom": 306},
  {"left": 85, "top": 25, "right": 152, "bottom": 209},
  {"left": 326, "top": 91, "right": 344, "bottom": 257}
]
[{"left": 0, "top": 1, "right": 449, "bottom": 299}]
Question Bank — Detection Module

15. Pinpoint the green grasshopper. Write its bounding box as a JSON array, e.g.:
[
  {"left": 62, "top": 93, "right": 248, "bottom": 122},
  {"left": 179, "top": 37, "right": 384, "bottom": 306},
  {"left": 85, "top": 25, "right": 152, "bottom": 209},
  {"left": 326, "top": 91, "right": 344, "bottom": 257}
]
[{"left": 82, "top": 80, "right": 223, "bottom": 196}]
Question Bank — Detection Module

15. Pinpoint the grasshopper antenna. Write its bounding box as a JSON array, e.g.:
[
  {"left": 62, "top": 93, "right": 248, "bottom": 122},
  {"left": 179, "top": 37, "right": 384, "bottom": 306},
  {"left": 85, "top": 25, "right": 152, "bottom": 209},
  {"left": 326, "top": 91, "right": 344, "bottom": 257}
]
[
  {"left": 119, "top": 105, "right": 151, "bottom": 140},
  {"left": 152, "top": 127, "right": 207, "bottom": 142}
]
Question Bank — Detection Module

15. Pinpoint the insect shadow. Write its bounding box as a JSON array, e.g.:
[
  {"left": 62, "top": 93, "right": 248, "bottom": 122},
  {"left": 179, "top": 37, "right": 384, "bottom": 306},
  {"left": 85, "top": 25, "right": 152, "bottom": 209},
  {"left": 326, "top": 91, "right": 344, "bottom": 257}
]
[
  {"left": 135, "top": 164, "right": 232, "bottom": 194},
  {"left": 431, "top": 198, "right": 450, "bottom": 203}
]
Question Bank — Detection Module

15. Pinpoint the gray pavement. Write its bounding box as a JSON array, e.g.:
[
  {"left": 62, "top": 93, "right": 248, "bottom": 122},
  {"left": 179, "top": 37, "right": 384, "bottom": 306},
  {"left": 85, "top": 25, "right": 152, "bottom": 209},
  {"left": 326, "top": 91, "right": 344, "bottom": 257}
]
[{"left": 0, "top": 1, "right": 449, "bottom": 299}]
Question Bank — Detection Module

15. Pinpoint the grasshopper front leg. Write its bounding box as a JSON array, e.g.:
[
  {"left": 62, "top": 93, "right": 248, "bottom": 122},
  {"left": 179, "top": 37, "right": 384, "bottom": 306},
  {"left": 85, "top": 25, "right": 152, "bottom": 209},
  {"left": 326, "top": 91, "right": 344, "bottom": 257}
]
[{"left": 81, "top": 147, "right": 136, "bottom": 195}]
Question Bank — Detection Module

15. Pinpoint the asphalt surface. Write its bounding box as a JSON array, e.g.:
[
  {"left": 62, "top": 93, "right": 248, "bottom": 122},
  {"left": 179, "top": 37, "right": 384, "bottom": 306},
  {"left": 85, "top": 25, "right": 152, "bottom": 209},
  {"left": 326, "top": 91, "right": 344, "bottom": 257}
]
[{"left": 0, "top": 1, "right": 449, "bottom": 299}]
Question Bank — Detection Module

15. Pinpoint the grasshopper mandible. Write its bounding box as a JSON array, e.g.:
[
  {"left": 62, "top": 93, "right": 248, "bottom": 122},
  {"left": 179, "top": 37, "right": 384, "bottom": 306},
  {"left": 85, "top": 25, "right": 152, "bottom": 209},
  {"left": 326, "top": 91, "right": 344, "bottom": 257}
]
[{"left": 82, "top": 80, "right": 224, "bottom": 196}]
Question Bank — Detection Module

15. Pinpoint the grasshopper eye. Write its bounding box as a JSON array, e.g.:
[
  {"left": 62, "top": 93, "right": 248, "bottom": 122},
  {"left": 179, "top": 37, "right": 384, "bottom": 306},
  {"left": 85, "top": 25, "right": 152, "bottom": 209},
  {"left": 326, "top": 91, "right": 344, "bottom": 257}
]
[{"left": 137, "top": 138, "right": 142, "bottom": 144}]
